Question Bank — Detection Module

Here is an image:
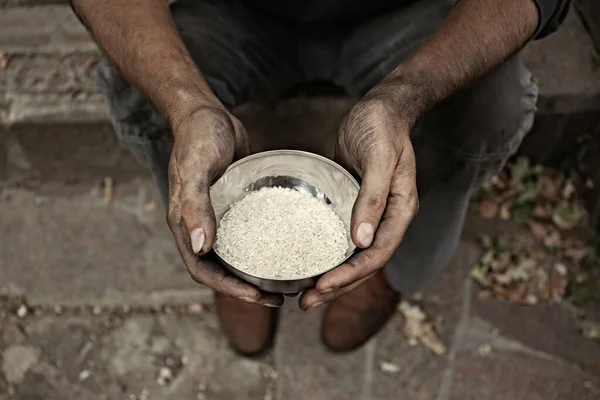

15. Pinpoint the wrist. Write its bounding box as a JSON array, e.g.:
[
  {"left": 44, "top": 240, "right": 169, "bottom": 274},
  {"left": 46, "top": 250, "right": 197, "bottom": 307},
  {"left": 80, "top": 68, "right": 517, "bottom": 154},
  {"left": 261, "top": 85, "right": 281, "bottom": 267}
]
[
  {"left": 159, "top": 79, "right": 223, "bottom": 129},
  {"left": 365, "top": 72, "right": 434, "bottom": 129}
]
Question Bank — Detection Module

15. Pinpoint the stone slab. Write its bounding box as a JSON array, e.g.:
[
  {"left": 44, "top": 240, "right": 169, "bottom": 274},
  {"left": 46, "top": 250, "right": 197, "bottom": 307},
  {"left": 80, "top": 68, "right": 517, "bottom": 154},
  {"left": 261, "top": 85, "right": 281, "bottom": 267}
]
[
  {"left": 471, "top": 296, "right": 600, "bottom": 376},
  {"left": 274, "top": 301, "right": 369, "bottom": 400},
  {"left": 2, "top": 123, "right": 146, "bottom": 192},
  {"left": 0, "top": 181, "right": 212, "bottom": 307},
  {"left": 449, "top": 316, "right": 600, "bottom": 400},
  {"left": 522, "top": 8, "right": 600, "bottom": 114},
  {"left": 370, "top": 241, "right": 480, "bottom": 400},
  {"left": 0, "top": 6, "right": 96, "bottom": 54},
  {"left": 0, "top": 312, "right": 271, "bottom": 399}
]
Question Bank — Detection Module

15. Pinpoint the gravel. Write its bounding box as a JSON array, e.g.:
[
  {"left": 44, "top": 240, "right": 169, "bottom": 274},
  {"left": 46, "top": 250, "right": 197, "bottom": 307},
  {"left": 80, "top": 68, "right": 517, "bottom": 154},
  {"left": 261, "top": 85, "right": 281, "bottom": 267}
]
[{"left": 215, "top": 187, "right": 349, "bottom": 279}]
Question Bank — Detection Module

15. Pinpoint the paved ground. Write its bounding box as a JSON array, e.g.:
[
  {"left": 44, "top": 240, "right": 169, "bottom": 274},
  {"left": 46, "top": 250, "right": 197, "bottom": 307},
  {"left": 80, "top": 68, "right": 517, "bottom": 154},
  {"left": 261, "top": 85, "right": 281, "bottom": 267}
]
[
  {"left": 2, "top": 183, "right": 600, "bottom": 399},
  {"left": 1, "top": 3, "right": 600, "bottom": 399}
]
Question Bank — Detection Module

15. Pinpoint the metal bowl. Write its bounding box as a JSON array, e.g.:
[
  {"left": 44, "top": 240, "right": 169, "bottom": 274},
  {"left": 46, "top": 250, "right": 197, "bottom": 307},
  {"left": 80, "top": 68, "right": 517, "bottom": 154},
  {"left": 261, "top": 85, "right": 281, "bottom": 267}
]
[{"left": 210, "top": 150, "right": 360, "bottom": 294}]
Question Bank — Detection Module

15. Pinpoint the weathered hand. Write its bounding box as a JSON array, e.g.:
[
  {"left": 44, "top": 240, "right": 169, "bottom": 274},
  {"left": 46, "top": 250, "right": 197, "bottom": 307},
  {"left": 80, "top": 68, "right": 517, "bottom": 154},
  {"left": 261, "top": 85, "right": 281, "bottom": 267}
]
[
  {"left": 299, "top": 94, "right": 419, "bottom": 310},
  {"left": 167, "top": 106, "right": 283, "bottom": 307}
]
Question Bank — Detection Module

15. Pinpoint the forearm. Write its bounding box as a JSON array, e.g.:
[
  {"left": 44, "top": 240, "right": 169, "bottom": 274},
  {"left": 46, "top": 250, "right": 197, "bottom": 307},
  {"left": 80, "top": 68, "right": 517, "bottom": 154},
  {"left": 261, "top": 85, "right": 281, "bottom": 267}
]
[
  {"left": 71, "top": 0, "right": 221, "bottom": 128},
  {"left": 375, "top": 0, "right": 539, "bottom": 119}
]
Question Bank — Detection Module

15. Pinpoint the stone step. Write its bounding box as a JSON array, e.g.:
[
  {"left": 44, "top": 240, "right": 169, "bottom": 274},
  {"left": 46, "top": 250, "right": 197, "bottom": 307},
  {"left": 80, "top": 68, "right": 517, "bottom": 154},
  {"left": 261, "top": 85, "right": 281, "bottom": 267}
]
[{"left": 1, "top": 5, "right": 599, "bottom": 188}]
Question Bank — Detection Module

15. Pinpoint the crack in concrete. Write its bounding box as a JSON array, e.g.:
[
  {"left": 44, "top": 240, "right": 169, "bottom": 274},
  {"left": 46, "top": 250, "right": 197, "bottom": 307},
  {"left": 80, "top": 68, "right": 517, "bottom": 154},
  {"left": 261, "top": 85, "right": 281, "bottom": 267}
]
[{"left": 434, "top": 278, "right": 473, "bottom": 400}]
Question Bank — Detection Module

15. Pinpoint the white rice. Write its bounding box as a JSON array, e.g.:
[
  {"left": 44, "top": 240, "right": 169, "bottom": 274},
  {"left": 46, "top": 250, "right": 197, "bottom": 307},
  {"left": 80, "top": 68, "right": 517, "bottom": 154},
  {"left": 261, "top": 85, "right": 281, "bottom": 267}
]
[{"left": 215, "top": 187, "right": 349, "bottom": 279}]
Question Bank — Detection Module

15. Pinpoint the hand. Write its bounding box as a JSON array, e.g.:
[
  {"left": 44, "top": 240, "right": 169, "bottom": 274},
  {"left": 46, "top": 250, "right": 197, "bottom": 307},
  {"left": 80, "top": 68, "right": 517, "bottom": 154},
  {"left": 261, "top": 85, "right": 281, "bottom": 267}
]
[
  {"left": 167, "top": 105, "right": 284, "bottom": 307},
  {"left": 299, "top": 93, "right": 419, "bottom": 310}
]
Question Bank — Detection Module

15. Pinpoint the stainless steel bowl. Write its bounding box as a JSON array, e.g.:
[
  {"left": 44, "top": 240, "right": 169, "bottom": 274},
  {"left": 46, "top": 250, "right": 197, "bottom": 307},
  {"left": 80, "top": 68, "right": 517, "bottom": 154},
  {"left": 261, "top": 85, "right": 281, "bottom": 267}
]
[{"left": 210, "top": 150, "right": 360, "bottom": 294}]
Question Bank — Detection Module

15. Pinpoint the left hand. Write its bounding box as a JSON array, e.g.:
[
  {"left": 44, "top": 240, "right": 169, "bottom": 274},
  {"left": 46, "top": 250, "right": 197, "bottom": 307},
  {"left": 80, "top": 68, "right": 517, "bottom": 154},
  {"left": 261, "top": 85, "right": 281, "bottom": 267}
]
[{"left": 299, "top": 93, "right": 420, "bottom": 310}]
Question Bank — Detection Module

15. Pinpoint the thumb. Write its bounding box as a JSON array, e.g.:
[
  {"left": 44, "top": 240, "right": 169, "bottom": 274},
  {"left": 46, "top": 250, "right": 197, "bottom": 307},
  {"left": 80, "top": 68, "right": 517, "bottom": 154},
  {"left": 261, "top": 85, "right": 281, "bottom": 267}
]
[
  {"left": 351, "top": 156, "right": 394, "bottom": 248},
  {"left": 180, "top": 175, "right": 216, "bottom": 255},
  {"left": 230, "top": 116, "right": 252, "bottom": 159}
]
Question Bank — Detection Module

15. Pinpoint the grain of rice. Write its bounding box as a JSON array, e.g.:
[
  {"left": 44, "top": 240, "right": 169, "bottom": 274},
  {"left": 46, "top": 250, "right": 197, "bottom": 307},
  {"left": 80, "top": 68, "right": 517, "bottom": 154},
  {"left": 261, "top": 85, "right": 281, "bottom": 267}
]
[{"left": 215, "top": 187, "right": 349, "bottom": 279}]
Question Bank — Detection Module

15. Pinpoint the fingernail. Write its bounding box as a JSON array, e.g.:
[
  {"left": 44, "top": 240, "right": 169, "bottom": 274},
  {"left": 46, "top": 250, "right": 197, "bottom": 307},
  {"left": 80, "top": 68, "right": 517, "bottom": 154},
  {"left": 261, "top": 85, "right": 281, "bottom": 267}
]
[
  {"left": 309, "top": 301, "right": 325, "bottom": 309},
  {"left": 356, "top": 223, "right": 374, "bottom": 247},
  {"left": 239, "top": 296, "right": 258, "bottom": 304},
  {"left": 263, "top": 303, "right": 280, "bottom": 308},
  {"left": 191, "top": 228, "right": 205, "bottom": 254}
]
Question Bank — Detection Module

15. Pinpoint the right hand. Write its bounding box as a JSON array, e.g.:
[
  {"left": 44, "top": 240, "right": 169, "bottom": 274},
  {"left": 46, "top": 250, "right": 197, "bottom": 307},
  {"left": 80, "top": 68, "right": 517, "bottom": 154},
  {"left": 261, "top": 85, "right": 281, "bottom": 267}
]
[{"left": 167, "top": 105, "right": 283, "bottom": 307}]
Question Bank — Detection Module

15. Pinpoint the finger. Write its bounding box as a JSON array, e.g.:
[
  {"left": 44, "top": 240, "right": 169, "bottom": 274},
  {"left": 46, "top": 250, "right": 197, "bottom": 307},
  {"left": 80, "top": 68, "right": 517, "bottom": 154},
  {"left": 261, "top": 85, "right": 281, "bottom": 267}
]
[
  {"left": 316, "top": 150, "right": 418, "bottom": 292},
  {"left": 178, "top": 169, "right": 216, "bottom": 255},
  {"left": 298, "top": 273, "right": 374, "bottom": 310},
  {"left": 351, "top": 151, "right": 395, "bottom": 248}
]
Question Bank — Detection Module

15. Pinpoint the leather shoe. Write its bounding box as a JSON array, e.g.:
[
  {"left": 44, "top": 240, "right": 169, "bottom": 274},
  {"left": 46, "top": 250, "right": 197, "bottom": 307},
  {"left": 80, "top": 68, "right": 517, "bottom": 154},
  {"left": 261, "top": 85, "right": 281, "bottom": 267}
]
[
  {"left": 321, "top": 271, "right": 400, "bottom": 352},
  {"left": 214, "top": 292, "right": 278, "bottom": 356}
]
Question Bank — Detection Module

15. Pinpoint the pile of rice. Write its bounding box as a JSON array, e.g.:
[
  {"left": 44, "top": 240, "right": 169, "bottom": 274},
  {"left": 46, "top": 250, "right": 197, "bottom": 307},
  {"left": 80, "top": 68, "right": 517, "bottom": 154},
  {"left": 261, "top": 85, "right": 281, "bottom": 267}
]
[{"left": 215, "top": 187, "right": 349, "bottom": 279}]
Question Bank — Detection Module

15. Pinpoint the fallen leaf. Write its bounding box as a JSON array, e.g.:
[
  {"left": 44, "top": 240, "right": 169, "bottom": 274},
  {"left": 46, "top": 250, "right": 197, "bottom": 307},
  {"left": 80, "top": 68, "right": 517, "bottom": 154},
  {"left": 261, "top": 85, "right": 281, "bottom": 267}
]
[
  {"left": 526, "top": 220, "right": 547, "bottom": 239},
  {"left": 532, "top": 203, "right": 552, "bottom": 219},
  {"left": 478, "top": 344, "right": 492, "bottom": 357},
  {"left": 499, "top": 203, "right": 511, "bottom": 220},
  {"left": 379, "top": 361, "right": 400, "bottom": 373},
  {"left": 541, "top": 176, "right": 560, "bottom": 202},
  {"left": 79, "top": 370, "right": 91, "bottom": 381},
  {"left": 510, "top": 157, "right": 531, "bottom": 185},
  {"left": 543, "top": 230, "right": 562, "bottom": 249},
  {"left": 585, "top": 178, "right": 594, "bottom": 189},
  {"left": 103, "top": 177, "right": 114, "bottom": 204},
  {"left": 515, "top": 181, "right": 542, "bottom": 205},
  {"left": 398, "top": 301, "right": 446, "bottom": 356},
  {"left": 562, "top": 180, "right": 576, "bottom": 200},
  {"left": 565, "top": 248, "right": 587, "bottom": 264},
  {"left": 419, "top": 322, "right": 447, "bottom": 356},
  {"left": 83, "top": 56, "right": 99, "bottom": 69},
  {"left": 581, "top": 320, "right": 600, "bottom": 341},
  {"left": 479, "top": 199, "right": 499, "bottom": 219},
  {"left": 552, "top": 203, "right": 583, "bottom": 230},
  {"left": 477, "top": 290, "right": 492, "bottom": 300},
  {"left": 157, "top": 366, "right": 173, "bottom": 386},
  {"left": 546, "top": 268, "right": 568, "bottom": 302}
]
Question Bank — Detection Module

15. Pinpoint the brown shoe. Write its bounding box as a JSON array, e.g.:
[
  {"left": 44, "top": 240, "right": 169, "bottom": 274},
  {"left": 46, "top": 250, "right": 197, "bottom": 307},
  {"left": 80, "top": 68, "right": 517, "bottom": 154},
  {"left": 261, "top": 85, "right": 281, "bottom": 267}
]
[
  {"left": 321, "top": 271, "right": 400, "bottom": 352},
  {"left": 214, "top": 292, "right": 278, "bottom": 356}
]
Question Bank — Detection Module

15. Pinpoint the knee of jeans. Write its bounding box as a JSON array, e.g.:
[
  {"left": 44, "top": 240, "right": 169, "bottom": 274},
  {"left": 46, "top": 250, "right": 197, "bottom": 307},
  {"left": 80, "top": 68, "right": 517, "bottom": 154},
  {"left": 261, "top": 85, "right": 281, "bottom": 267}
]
[{"left": 417, "top": 55, "right": 538, "bottom": 185}]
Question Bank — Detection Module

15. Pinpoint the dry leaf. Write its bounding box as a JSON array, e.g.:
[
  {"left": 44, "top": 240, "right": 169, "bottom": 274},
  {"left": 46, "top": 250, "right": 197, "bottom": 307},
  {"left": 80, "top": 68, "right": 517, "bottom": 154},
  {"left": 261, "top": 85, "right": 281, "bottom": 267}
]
[
  {"left": 380, "top": 361, "right": 400, "bottom": 373},
  {"left": 83, "top": 56, "right": 99, "bottom": 69},
  {"left": 479, "top": 199, "right": 499, "bottom": 219},
  {"left": 585, "top": 178, "right": 594, "bottom": 189},
  {"left": 499, "top": 203, "right": 511, "bottom": 220},
  {"left": 562, "top": 180, "right": 576, "bottom": 200},
  {"left": 526, "top": 220, "right": 547, "bottom": 239},
  {"left": 532, "top": 203, "right": 552, "bottom": 219},
  {"left": 543, "top": 230, "right": 561, "bottom": 249},
  {"left": 398, "top": 301, "right": 446, "bottom": 356},
  {"left": 541, "top": 176, "right": 560, "bottom": 201},
  {"left": 478, "top": 344, "right": 492, "bottom": 357},
  {"left": 565, "top": 248, "right": 587, "bottom": 264},
  {"left": 581, "top": 320, "right": 600, "bottom": 341},
  {"left": 103, "top": 177, "right": 114, "bottom": 204},
  {"left": 419, "top": 323, "right": 447, "bottom": 356},
  {"left": 552, "top": 203, "right": 583, "bottom": 230}
]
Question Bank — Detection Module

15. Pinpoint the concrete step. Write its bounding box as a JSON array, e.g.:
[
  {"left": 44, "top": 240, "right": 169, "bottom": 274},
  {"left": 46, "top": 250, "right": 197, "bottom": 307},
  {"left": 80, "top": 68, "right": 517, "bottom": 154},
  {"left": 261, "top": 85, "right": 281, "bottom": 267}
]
[{"left": 1, "top": 5, "right": 600, "bottom": 189}]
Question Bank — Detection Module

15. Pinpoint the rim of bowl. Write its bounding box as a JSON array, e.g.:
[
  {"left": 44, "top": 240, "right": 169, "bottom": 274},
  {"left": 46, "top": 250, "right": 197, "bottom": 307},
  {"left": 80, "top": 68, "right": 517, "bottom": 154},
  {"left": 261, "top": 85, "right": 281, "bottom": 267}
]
[{"left": 213, "top": 149, "right": 360, "bottom": 282}]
